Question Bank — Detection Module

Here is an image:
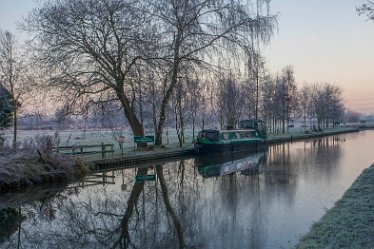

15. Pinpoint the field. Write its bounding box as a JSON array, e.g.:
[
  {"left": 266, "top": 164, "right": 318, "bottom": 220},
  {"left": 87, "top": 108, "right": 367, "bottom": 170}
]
[{"left": 2, "top": 128, "right": 196, "bottom": 161}]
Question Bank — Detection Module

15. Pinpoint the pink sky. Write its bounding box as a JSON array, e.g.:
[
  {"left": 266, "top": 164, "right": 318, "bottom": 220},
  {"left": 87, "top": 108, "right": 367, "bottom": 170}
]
[{"left": 265, "top": 0, "right": 374, "bottom": 114}]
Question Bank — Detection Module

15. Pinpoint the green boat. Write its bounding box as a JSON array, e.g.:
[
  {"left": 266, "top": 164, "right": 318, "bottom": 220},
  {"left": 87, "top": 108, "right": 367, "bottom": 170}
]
[{"left": 194, "top": 119, "right": 267, "bottom": 155}]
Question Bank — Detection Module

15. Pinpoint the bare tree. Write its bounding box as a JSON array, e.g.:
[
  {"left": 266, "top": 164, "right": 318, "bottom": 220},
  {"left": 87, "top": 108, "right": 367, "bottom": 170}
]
[
  {"left": 261, "top": 77, "right": 276, "bottom": 133},
  {"left": 357, "top": 1, "right": 374, "bottom": 21},
  {"left": 299, "top": 84, "right": 312, "bottom": 128},
  {"left": 272, "top": 66, "right": 298, "bottom": 133},
  {"left": 0, "top": 30, "right": 31, "bottom": 148},
  {"left": 0, "top": 82, "right": 13, "bottom": 130},
  {"left": 217, "top": 74, "right": 244, "bottom": 129},
  {"left": 172, "top": 77, "right": 186, "bottom": 147},
  {"left": 25, "top": 0, "right": 157, "bottom": 145},
  {"left": 186, "top": 76, "right": 202, "bottom": 142},
  {"left": 54, "top": 102, "right": 73, "bottom": 130},
  {"left": 310, "top": 83, "right": 344, "bottom": 130},
  {"left": 144, "top": 0, "right": 277, "bottom": 145}
]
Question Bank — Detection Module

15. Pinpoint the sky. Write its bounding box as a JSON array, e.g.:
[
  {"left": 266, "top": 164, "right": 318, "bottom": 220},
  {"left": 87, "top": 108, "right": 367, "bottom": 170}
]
[
  {"left": 264, "top": 0, "right": 374, "bottom": 114},
  {"left": 0, "top": 0, "right": 373, "bottom": 114}
]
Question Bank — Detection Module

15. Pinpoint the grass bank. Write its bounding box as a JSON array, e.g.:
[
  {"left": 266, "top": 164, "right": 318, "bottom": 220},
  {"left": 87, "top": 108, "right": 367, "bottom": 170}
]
[
  {"left": 296, "top": 164, "right": 374, "bottom": 249},
  {"left": 0, "top": 152, "right": 90, "bottom": 193}
]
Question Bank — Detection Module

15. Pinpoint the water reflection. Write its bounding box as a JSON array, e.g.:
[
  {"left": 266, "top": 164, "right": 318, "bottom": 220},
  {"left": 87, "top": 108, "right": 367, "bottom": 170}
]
[
  {"left": 196, "top": 150, "right": 267, "bottom": 178},
  {"left": 1, "top": 132, "right": 373, "bottom": 249}
]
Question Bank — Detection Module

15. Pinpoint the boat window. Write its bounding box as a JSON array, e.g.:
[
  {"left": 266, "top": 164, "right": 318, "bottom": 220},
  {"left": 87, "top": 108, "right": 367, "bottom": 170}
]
[
  {"left": 223, "top": 133, "right": 229, "bottom": 140},
  {"left": 200, "top": 130, "right": 219, "bottom": 141},
  {"left": 236, "top": 132, "right": 241, "bottom": 139},
  {"left": 229, "top": 132, "right": 237, "bottom": 140},
  {"left": 246, "top": 132, "right": 253, "bottom": 138}
]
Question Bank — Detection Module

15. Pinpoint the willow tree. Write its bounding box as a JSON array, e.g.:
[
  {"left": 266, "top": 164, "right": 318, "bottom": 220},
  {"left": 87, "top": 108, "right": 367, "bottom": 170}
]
[{"left": 147, "top": 0, "right": 277, "bottom": 145}]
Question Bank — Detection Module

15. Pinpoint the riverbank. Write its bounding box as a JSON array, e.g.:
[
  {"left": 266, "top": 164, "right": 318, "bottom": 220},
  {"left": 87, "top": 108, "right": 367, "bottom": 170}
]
[
  {"left": 94, "top": 127, "right": 359, "bottom": 169},
  {"left": 0, "top": 152, "right": 89, "bottom": 193},
  {"left": 0, "top": 127, "right": 359, "bottom": 192},
  {"left": 296, "top": 163, "right": 374, "bottom": 249}
]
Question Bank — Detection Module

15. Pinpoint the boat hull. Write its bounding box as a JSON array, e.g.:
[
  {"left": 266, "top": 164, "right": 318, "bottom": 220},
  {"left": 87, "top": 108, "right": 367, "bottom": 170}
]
[{"left": 194, "top": 140, "right": 267, "bottom": 155}]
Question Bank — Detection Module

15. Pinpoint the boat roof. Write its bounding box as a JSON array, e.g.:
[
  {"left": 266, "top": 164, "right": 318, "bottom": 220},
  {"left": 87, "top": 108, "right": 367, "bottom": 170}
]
[
  {"left": 220, "top": 129, "right": 256, "bottom": 132},
  {"left": 200, "top": 128, "right": 257, "bottom": 133}
]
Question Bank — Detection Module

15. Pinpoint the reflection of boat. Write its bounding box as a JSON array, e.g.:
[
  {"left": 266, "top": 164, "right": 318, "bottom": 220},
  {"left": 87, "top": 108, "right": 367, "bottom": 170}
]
[
  {"left": 194, "top": 120, "right": 267, "bottom": 155},
  {"left": 196, "top": 151, "right": 267, "bottom": 178}
]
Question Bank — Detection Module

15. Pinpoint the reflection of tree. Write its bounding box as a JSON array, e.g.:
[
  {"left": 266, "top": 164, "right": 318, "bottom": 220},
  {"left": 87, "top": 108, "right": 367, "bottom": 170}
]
[
  {"left": 156, "top": 165, "right": 185, "bottom": 248},
  {"left": 0, "top": 208, "right": 19, "bottom": 243},
  {"left": 112, "top": 167, "right": 149, "bottom": 248},
  {"left": 2, "top": 163, "right": 189, "bottom": 249},
  {"left": 265, "top": 136, "right": 342, "bottom": 204},
  {"left": 112, "top": 165, "right": 185, "bottom": 249}
]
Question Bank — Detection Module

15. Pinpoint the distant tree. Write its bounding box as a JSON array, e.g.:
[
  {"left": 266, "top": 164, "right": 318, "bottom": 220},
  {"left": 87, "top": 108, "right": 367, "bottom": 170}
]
[
  {"left": 0, "top": 82, "right": 13, "bottom": 130},
  {"left": 310, "top": 83, "right": 344, "bottom": 130},
  {"left": 242, "top": 79, "right": 257, "bottom": 120},
  {"left": 0, "top": 29, "right": 31, "bottom": 148},
  {"left": 357, "top": 1, "right": 374, "bottom": 21},
  {"left": 271, "top": 66, "right": 298, "bottom": 134},
  {"left": 217, "top": 74, "right": 244, "bottom": 129},
  {"left": 247, "top": 50, "right": 267, "bottom": 120},
  {"left": 299, "top": 84, "right": 313, "bottom": 128},
  {"left": 186, "top": 76, "right": 203, "bottom": 142},
  {"left": 344, "top": 110, "right": 362, "bottom": 123},
  {"left": 261, "top": 77, "right": 276, "bottom": 133},
  {"left": 54, "top": 103, "right": 72, "bottom": 130}
]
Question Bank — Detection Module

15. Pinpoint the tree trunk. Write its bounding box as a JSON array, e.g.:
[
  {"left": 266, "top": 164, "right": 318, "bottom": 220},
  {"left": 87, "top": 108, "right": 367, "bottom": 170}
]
[
  {"left": 117, "top": 91, "right": 145, "bottom": 147},
  {"left": 12, "top": 101, "right": 17, "bottom": 149},
  {"left": 155, "top": 32, "right": 182, "bottom": 146}
]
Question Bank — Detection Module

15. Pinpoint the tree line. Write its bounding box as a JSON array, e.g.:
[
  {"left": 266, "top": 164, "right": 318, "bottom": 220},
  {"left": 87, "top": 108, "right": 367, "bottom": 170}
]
[{"left": 2, "top": 0, "right": 368, "bottom": 148}]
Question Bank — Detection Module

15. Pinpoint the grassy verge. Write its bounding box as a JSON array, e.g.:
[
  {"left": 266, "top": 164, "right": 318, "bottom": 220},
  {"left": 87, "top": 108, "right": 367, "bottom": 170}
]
[
  {"left": 0, "top": 152, "right": 90, "bottom": 193},
  {"left": 296, "top": 164, "right": 374, "bottom": 249}
]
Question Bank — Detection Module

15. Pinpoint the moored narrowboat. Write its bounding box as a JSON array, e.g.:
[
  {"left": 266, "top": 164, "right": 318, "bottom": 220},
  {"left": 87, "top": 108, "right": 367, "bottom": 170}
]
[{"left": 194, "top": 120, "right": 267, "bottom": 155}]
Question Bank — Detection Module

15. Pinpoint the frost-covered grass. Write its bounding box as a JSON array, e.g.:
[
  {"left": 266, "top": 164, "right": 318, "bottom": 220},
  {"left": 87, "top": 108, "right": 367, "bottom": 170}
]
[
  {"left": 296, "top": 164, "right": 374, "bottom": 249},
  {"left": 0, "top": 134, "right": 90, "bottom": 192},
  {"left": 2, "top": 128, "right": 196, "bottom": 150},
  {"left": 2, "top": 128, "right": 196, "bottom": 161},
  {"left": 0, "top": 151, "right": 89, "bottom": 192}
]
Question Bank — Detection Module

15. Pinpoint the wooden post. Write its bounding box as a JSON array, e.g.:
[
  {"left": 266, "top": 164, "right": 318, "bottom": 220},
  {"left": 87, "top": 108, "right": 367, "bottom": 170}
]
[{"left": 101, "top": 143, "right": 105, "bottom": 159}]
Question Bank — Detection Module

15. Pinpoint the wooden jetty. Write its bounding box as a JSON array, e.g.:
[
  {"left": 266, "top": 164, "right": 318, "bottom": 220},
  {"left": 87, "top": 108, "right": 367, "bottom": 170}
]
[{"left": 93, "top": 147, "right": 195, "bottom": 170}]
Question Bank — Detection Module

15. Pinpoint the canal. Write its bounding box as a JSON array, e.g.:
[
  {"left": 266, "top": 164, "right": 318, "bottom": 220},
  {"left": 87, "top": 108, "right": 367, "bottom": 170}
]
[{"left": 1, "top": 130, "right": 374, "bottom": 249}]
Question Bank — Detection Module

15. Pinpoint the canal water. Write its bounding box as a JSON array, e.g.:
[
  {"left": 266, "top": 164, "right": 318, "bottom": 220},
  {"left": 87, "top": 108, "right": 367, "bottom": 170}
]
[{"left": 1, "top": 130, "right": 374, "bottom": 249}]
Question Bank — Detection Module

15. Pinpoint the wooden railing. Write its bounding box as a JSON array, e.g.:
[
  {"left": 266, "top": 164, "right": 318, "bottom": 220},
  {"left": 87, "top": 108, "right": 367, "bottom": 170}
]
[{"left": 54, "top": 143, "right": 115, "bottom": 159}]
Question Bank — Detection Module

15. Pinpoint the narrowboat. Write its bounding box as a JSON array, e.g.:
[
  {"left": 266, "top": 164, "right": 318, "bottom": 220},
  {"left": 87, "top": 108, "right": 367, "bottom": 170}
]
[{"left": 194, "top": 119, "right": 267, "bottom": 155}]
